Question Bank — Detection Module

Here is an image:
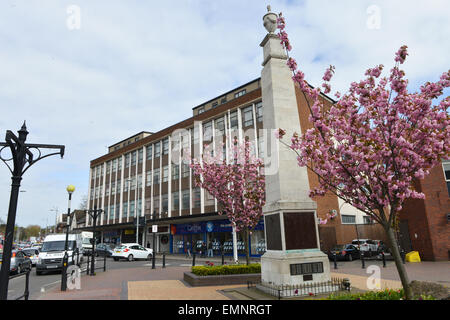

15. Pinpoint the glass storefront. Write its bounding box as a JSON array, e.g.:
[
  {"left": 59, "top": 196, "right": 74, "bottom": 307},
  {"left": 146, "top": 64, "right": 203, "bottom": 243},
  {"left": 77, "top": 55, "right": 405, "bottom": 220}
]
[{"left": 169, "top": 218, "right": 265, "bottom": 257}]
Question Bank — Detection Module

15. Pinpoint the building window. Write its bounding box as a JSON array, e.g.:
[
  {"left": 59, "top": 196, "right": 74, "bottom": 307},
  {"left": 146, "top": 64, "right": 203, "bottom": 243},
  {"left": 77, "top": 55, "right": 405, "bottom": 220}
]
[
  {"left": 111, "top": 181, "right": 116, "bottom": 195},
  {"left": 172, "top": 191, "right": 179, "bottom": 210},
  {"left": 145, "top": 198, "right": 151, "bottom": 215},
  {"left": 146, "top": 145, "right": 153, "bottom": 160},
  {"left": 153, "top": 196, "right": 160, "bottom": 215},
  {"left": 154, "top": 168, "right": 160, "bottom": 184},
  {"left": 212, "top": 101, "right": 218, "bottom": 108},
  {"left": 122, "top": 202, "right": 128, "bottom": 218},
  {"left": 234, "top": 89, "right": 246, "bottom": 98},
  {"left": 137, "top": 174, "right": 142, "bottom": 189},
  {"left": 230, "top": 111, "right": 238, "bottom": 130},
  {"left": 182, "top": 163, "right": 190, "bottom": 178},
  {"left": 203, "top": 121, "right": 212, "bottom": 141},
  {"left": 163, "top": 138, "right": 169, "bottom": 155},
  {"left": 182, "top": 189, "right": 190, "bottom": 210},
  {"left": 106, "top": 161, "right": 111, "bottom": 175},
  {"left": 116, "top": 180, "right": 121, "bottom": 194},
  {"left": 443, "top": 161, "right": 450, "bottom": 197},
  {"left": 146, "top": 170, "right": 152, "bottom": 186},
  {"left": 118, "top": 158, "right": 122, "bottom": 171},
  {"left": 162, "top": 166, "right": 169, "bottom": 183},
  {"left": 198, "top": 107, "right": 205, "bottom": 114},
  {"left": 112, "top": 159, "right": 117, "bottom": 173},
  {"left": 256, "top": 101, "right": 263, "bottom": 122},
  {"left": 172, "top": 164, "right": 179, "bottom": 180},
  {"left": 363, "top": 216, "right": 374, "bottom": 224},
  {"left": 137, "top": 199, "right": 142, "bottom": 216},
  {"left": 130, "top": 200, "right": 135, "bottom": 217},
  {"left": 221, "top": 97, "right": 227, "bottom": 104},
  {"left": 215, "top": 118, "right": 225, "bottom": 136},
  {"left": 154, "top": 142, "right": 161, "bottom": 158},
  {"left": 243, "top": 106, "right": 253, "bottom": 127},
  {"left": 193, "top": 188, "right": 201, "bottom": 208},
  {"left": 162, "top": 194, "right": 168, "bottom": 213},
  {"left": 130, "top": 176, "right": 136, "bottom": 191},
  {"left": 109, "top": 204, "right": 115, "bottom": 220},
  {"left": 138, "top": 149, "right": 143, "bottom": 163},
  {"left": 125, "top": 154, "right": 130, "bottom": 168},
  {"left": 341, "top": 215, "right": 356, "bottom": 224},
  {"left": 131, "top": 151, "right": 137, "bottom": 166}
]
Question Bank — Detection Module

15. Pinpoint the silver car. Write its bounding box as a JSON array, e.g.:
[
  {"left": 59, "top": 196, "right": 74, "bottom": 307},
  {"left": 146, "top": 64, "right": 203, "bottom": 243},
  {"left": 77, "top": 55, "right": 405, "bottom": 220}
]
[
  {"left": 22, "top": 248, "right": 40, "bottom": 266},
  {"left": 0, "top": 250, "right": 32, "bottom": 275}
]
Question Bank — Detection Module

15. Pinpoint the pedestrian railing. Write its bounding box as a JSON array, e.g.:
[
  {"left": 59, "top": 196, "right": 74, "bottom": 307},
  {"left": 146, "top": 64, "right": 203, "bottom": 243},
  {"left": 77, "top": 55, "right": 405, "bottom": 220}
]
[
  {"left": 77, "top": 253, "right": 107, "bottom": 275},
  {"left": 8, "top": 269, "right": 31, "bottom": 300},
  {"left": 248, "top": 277, "right": 347, "bottom": 299}
]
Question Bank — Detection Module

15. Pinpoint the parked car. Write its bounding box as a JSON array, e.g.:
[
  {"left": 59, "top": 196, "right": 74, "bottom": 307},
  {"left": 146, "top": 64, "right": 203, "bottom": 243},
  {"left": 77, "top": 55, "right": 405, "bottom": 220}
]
[
  {"left": 22, "top": 248, "right": 40, "bottom": 266},
  {"left": 94, "top": 243, "right": 114, "bottom": 257},
  {"left": 112, "top": 243, "right": 153, "bottom": 261},
  {"left": 0, "top": 250, "right": 32, "bottom": 275},
  {"left": 351, "top": 239, "right": 378, "bottom": 256},
  {"left": 328, "top": 244, "right": 360, "bottom": 261}
]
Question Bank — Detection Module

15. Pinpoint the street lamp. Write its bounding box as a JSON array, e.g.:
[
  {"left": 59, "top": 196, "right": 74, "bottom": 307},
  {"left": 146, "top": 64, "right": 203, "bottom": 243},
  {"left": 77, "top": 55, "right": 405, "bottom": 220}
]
[
  {"left": 61, "top": 184, "right": 75, "bottom": 291},
  {"left": 0, "top": 122, "right": 64, "bottom": 300},
  {"left": 85, "top": 206, "right": 104, "bottom": 276}
]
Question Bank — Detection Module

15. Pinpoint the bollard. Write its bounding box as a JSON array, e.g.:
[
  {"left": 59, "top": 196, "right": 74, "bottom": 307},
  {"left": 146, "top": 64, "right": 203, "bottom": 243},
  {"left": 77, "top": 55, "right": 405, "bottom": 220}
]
[
  {"left": 401, "top": 250, "right": 406, "bottom": 264},
  {"left": 86, "top": 254, "right": 90, "bottom": 275},
  {"left": 221, "top": 252, "right": 225, "bottom": 266},
  {"left": 162, "top": 252, "right": 166, "bottom": 268},
  {"left": 61, "top": 254, "right": 68, "bottom": 291},
  {"left": 152, "top": 252, "right": 156, "bottom": 269},
  {"left": 333, "top": 253, "right": 338, "bottom": 270},
  {"left": 24, "top": 270, "right": 30, "bottom": 300},
  {"left": 382, "top": 252, "right": 386, "bottom": 267},
  {"left": 361, "top": 252, "right": 365, "bottom": 269},
  {"left": 104, "top": 253, "right": 107, "bottom": 272},
  {"left": 192, "top": 253, "right": 196, "bottom": 267}
]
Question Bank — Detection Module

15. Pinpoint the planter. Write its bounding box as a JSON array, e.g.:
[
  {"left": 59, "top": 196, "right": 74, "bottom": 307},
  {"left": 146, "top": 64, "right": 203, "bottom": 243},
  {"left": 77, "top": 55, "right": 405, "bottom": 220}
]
[{"left": 184, "top": 271, "right": 261, "bottom": 287}]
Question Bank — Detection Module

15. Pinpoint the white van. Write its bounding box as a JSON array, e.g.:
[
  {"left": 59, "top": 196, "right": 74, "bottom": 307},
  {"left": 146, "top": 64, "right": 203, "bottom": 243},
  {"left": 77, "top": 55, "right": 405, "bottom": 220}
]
[
  {"left": 81, "top": 231, "right": 93, "bottom": 255},
  {"left": 36, "top": 233, "right": 82, "bottom": 275}
]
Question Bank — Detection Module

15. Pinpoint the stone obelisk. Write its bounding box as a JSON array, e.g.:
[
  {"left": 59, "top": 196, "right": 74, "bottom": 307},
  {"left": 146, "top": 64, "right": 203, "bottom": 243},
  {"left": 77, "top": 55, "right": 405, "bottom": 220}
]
[{"left": 260, "top": 6, "right": 330, "bottom": 289}]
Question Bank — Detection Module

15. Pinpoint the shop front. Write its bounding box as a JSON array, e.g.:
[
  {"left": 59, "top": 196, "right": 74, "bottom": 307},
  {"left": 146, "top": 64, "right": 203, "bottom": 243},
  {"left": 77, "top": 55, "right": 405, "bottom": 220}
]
[
  {"left": 145, "top": 225, "right": 170, "bottom": 253},
  {"left": 169, "top": 219, "right": 266, "bottom": 257}
]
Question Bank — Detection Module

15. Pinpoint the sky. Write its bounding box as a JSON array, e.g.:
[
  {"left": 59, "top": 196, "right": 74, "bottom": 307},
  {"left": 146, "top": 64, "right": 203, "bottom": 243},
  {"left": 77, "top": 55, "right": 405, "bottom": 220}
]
[{"left": 0, "top": 0, "right": 449, "bottom": 228}]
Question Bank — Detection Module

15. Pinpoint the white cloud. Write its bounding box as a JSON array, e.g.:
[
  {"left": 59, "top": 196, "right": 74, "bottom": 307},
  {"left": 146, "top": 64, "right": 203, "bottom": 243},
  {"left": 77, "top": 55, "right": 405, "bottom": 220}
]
[{"left": 0, "top": 0, "right": 448, "bottom": 228}]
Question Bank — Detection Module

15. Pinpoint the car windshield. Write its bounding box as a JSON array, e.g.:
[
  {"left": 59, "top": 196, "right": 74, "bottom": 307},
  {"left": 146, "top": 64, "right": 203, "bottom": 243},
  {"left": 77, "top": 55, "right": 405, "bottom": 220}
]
[
  {"left": 82, "top": 238, "right": 92, "bottom": 245},
  {"left": 41, "top": 241, "right": 75, "bottom": 252},
  {"left": 345, "top": 245, "right": 355, "bottom": 249}
]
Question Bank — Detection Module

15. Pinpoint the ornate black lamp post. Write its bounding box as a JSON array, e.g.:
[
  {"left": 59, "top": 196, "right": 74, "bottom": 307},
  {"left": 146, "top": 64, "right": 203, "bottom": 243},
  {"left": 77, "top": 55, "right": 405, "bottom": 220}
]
[
  {"left": 61, "top": 185, "right": 75, "bottom": 291},
  {"left": 85, "top": 206, "right": 104, "bottom": 276},
  {"left": 0, "top": 122, "right": 64, "bottom": 300}
]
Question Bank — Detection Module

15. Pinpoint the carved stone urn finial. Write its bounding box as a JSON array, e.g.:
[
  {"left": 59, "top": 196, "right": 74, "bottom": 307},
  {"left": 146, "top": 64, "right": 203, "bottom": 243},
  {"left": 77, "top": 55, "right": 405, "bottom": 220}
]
[{"left": 263, "top": 5, "right": 278, "bottom": 34}]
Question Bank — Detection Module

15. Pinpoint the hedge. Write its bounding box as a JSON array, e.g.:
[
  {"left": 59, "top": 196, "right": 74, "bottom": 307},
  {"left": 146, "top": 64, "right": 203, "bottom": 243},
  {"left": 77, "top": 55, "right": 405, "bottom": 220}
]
[
  {"left": 326, "top": 288, "right": 435, "bottom": 300},
  {"left": 191, "top": 263, "right": 261, "bottom": 276}
]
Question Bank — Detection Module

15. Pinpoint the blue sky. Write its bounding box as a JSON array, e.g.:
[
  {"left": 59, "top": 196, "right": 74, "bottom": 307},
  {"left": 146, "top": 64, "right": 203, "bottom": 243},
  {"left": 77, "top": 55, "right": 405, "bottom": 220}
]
[{"left": 0, "top": 0, "right": 449, "bottom": 228}]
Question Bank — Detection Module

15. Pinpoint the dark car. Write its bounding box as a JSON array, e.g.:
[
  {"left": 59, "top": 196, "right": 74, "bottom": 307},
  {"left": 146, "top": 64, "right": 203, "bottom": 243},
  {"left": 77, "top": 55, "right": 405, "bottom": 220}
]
[
  {"left": 94, "top": 243, "right": 114, "bottom": 257},
  {"left": 328, "top": 244, "right": 360, "bottom": 261},
  {"left": 0, "top": 250, "right": 32, "bottom": 275}
]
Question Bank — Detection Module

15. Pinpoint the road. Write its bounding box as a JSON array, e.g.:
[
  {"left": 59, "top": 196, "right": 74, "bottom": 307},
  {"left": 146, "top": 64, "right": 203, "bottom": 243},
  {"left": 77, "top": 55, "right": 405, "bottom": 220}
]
[{"left": 6, "top": 256, "right": 197, "bottom": 300}]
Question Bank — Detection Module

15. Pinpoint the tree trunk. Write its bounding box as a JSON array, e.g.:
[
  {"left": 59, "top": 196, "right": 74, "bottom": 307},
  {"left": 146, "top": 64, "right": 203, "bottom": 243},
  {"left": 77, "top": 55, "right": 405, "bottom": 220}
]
[
  {"left": 245, "top": 227, "right": 250, "bottom": 265},
  {"left": 384, "top": 224, "right": 413, "bottom": 299}
]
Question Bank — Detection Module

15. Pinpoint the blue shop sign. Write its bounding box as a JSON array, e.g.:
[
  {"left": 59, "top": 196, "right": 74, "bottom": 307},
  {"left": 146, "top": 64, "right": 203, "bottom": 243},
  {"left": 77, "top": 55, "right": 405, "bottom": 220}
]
[{"left": 174, "top": 219, "right": 264, "bottom": 235}]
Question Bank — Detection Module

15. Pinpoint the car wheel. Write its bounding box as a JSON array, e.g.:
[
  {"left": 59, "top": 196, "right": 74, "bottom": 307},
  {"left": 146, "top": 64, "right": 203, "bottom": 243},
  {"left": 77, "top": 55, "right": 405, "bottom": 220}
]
[
  {"left": 347, "top": 254, "right": 353, "bottom": 261},
  {"left": 128, "top": 254, "right": 134, "bottom": 262}
]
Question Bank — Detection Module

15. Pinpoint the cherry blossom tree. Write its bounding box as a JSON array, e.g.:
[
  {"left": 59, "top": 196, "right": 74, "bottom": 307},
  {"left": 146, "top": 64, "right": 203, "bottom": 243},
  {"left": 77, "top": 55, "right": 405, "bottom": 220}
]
[
  {"left": 276, "top": 12, "right": 449, "bottom": 299},
  {"left": 190, "top": 138, "right": 265, "bottom": 265}
]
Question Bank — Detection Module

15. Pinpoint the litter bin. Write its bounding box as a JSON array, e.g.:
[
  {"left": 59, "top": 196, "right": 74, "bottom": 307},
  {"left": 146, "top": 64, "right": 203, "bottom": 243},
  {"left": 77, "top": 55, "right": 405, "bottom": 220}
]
[{"left": 405, "top": 251, "right": 421, "bottom": 262}]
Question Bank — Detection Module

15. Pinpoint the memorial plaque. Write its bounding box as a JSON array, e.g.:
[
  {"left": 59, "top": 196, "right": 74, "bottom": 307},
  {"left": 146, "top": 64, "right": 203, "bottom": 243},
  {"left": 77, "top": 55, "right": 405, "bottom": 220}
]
[
  {"left": 265, "top": 213, "right": 282, "bottom": 250},
  {"left": 284, "top": 212, "right": 318, "bottom": 250}
]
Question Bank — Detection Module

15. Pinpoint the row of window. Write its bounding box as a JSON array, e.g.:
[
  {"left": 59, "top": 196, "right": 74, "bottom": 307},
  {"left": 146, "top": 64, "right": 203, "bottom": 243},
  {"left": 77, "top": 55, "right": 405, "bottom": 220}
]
[
  {"left": 92, "top": 102, "right": 263, "bottom": 188},
  {"left": 102, "top": 188, "right": 202, "bottom": 220}
]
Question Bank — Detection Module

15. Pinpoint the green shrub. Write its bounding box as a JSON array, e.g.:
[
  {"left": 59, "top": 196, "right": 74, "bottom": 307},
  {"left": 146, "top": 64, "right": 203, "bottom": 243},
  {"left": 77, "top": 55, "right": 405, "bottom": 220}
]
[
  {"left": 191, "top": 263, "right": 261, "bottom": 276},
  {"left": 327, "top": 288, "right": 435, "bottom": 300}
]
